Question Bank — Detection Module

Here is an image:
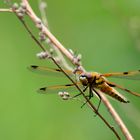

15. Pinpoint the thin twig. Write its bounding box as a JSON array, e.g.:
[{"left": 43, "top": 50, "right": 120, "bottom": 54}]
[{"left": 0, "top": 8, "right": 12, "bottom": 12}]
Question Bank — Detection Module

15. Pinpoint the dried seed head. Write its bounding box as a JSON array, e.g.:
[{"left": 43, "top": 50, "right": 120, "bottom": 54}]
[
  {"left": 36, "top": 23, "right": 42, "bottom": 30},
  {"left": 36, "top": 18, "right": 42, "bottom": 25},
  {"left": 12, "top": 3, "right": 19, "bottom": 10},
  {"left": 17, "top": 12, "right": 24, "bottom": 18},
  {"left": 39, "top": 32, "right": 46, "bottom": 41},
  {"left": 62, "top": 95, "right": 69, "bottom": 100},
  {"left": 36, "top": 18, "right": 43, "bottom": 30},
  {"left": 72, "top": 58, "right": 79, "bottom": 66},
  {"left": 58, "top": 92, "right": 70, "bottom": 100},
  {"left": 20, "top": 2, "right": 26, "bottom": 10},
  {"left": 77, "top": 54, "right": 82, "bottom": 61},
  {"left": 36, "top": 51, "right": 50, "bottom": 59},
  {"left": 18, "top": 6, "right": 26, "bottom": 14},
  {"left": 46, "top": 38, "right": 51, "bottom": 44},
  {"left": 58, "top": 92, "right": 64, "bottom": 97},
  {"left": 64, "top": 92, "right": 70, "bottom": 96},
  {"left": 15, "top": 4, "right": 27, "bottom": 19}
]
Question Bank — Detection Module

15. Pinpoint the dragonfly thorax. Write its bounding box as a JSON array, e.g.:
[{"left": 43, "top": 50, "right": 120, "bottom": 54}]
[{"left": 79, "top": 72, "right": 100, "bottom": 86}]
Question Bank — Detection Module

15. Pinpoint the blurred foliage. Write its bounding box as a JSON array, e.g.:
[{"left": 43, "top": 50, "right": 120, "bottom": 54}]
[{"left": 0, "top": 0, "right": 140, "bottom": 140}]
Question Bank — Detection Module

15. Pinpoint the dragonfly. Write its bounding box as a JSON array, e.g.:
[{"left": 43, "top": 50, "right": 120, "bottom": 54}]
[{"left": 29, "top": 65, "right": 140, "bottom": 104}]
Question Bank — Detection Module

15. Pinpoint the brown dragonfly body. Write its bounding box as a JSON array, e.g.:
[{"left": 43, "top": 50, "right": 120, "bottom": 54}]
[{"left": 79, "top": 72, "right": 129, "bottom": 103}]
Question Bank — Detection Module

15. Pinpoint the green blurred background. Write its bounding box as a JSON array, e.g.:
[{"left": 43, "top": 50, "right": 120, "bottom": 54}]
[{"left": 0, "top": 0, "right": 140, "bottom": 140}]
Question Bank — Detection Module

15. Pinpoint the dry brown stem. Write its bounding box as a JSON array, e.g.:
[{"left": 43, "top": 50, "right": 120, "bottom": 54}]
[{"left": 0, "top": 8, "right": 12, "bottom": 12}]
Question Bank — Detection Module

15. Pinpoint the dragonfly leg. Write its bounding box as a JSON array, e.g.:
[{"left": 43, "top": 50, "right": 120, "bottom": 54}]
[
  {"left": 71, "top": 85, "right": 89, "bottom": 99},
  {"left": 80, "top": 77, "right": 96, "bottom": 107},
  {"left": 72, "top": 85, "right": 89, "bottom": 98},
  {"left": 72, "top": 84, "right": 89, "bottom": 99},
  {"left": 71, "top": 93, "right": 82, "bottom": 98},
  {"left": 81, "top": 86, "right": 93, "bottom": 108},
  {"left": 83, "top": 85, "right": 89, "bottom": 92}
]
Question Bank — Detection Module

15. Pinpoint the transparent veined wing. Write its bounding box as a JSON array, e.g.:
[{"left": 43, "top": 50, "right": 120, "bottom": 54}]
[
  {"left": 28, "top": 65, "right": 74, "bottom": 77},
  {"left": 38, "top": 82, "right": 83, "bottom": 94},
  {"left": 102, "top": 70, "right": 140, "bottom": 80}
]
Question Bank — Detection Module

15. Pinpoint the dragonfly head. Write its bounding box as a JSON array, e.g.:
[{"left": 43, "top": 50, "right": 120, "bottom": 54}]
[
  {"left": 79, "top": 74, "right": 88, "bottom": 86},
  {"left": 79, "top": 72, "right": 93, "bottom": 86}
]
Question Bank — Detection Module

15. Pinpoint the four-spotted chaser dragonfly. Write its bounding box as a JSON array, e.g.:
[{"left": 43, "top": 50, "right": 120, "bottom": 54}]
[{"left": 29, "top": 65, "right": 140, "bottom": 103}]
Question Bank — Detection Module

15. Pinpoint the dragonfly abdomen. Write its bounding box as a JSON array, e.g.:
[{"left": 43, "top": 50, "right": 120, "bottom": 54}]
[{"left": 99, "top": 84, "right": 129, "bottom": 103}]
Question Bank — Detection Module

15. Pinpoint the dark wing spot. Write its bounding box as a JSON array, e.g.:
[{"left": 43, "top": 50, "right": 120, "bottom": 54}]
[
  {"left": 108, "top": 83, "right": 116, "bottom": 87},
  {"left": 55, "top": 69, "right": 61, "bottom": 72},
  {"left": 138, "top": 70, "right": 140, "bottom": 72},
  {"left": 123, "top": 72, "right": 128, "bottom": 75},
  {"left": 65, "top": 84, "right": 73, "bottom": 86},
  {"left": 40, "top": 87, "right": 46, "bottom": 91},
  {"left": 31, "top": 65, "right": 38, "bottom": 69}
]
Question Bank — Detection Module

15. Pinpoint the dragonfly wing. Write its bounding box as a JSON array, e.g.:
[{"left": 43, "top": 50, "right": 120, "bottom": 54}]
[
  {"left": 107, "top": 81, "right": 140, "bottom": 97},
  {"left": 102, "top": 70, "right": 140, "bottom": 80},
  {"left": 28, "top": 65, "right": 74, "bottom": 77},
  {"left": 38, "top": 82, "right": 83, "bottom": 94}
]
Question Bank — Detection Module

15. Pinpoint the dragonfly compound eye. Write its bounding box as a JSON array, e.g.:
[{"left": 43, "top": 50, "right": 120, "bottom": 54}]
[
  {"left": 79, "top": 75, "right": 86, "bottom": 80},
  {"left": 79, "top": 75, "right": 88, "bottom": 86}
]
